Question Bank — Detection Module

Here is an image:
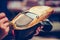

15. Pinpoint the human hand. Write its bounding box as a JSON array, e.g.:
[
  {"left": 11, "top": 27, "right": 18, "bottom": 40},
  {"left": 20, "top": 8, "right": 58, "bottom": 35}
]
[
  {"left": 0, "top": 12, "right": 10, "bottom": 40},
  {"left": 34, "top": 26, "right": 43, "bottom": 36}
]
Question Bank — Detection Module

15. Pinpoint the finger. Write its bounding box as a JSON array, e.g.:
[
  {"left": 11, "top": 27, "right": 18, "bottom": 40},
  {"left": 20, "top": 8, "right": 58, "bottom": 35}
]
[
  {"left": 0, "top": 22, "right": 9, "bottom": 29},
  {"left": 34, "top": 26, "right": 43, "bottom": 35},
  {"left": 3, "top": 22, "right": 10, "bottom": 27},
  {"left": 34, "top": 27, "right": 40, "bottom": 35},
  {"left": 0, "top": 22, "right": 9, "bottom": 31},
  {"left": 0, "top": 17, "right": 9, "bottom": 24},
  {"left": 34, "top": 30, "right": 39, "bottom": 35},
  {"left": 37, "top": 27, "right": 41, "bottom": 31},
  {"left": 4, "top": 27, "right": 9, "bottom": 34},
  {"left": 37, "top": 26, "right": 43, "bottom": 31},
  {"left": 0, "top": 12, "right": 6, "bottom": 19}
]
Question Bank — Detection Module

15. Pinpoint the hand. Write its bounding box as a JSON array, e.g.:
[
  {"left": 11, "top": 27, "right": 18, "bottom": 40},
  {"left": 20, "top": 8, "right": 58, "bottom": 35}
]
[
  {"left": 34, "top": 26, "right": 43, "bottom": 35},
  {"left": 0, "top": 12, "right": 10, "bottom": 40}
]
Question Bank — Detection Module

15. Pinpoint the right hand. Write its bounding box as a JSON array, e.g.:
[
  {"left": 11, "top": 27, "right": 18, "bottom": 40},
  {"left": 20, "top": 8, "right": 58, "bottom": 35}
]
[{"left": 0, "top": 12, "right": 10, "bottom": 40}]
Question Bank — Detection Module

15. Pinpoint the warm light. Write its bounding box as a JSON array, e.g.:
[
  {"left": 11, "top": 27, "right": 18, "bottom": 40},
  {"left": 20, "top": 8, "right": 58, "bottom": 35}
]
[{"left": 7, "top": 1, "right": 23, "bottom": 10}]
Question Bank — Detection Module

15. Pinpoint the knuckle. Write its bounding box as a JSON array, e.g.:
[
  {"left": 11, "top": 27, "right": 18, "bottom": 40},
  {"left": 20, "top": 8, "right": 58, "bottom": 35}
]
[
  {"left": 0, "top": 17, "right": 9, "bottom": 24},
  {"left": 4, "top": 17, "right": 9, "bottom": 21},
  {"left": 0, "top": 13, "right": 6, "bottom": 19},
  {"left": 0, "top": 12, "right": 6, "bottom": 16},
  {"left": 3, "top": 22, "right": 9, "bottom": 28},
  {"left": 5, "top": 22, "right": 9, "bottom": 26}
]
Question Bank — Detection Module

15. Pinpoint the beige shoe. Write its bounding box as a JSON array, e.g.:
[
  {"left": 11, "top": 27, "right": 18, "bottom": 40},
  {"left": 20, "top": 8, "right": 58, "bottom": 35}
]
[{"left": 10, "top": 6, "right": 53, "bottom": 30}]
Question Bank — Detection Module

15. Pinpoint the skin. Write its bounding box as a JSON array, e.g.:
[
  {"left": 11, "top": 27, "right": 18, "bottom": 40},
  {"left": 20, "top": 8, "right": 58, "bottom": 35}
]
[
  {"left": 0, "top": 0, "right": 42, "bottom": 40},
  {"left": 34, "top": 26, "right": 43, "bottom": 35},
  {"left": 0, "top": 12, "right": 9, "bottom": 40},
  {"left": 0, "top": 12, "right": 43, "bottom": 40}
]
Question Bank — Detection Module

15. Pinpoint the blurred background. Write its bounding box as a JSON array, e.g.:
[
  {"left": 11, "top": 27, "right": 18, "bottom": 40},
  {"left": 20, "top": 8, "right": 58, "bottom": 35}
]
[{"left": 0, "top": 0, "right": 60, "bottom": 40}]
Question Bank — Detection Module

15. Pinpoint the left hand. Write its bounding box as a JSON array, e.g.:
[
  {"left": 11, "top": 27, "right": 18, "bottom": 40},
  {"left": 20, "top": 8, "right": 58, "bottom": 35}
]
[{"left": 0, "top": 12, "right": 10, "bottom": 40}]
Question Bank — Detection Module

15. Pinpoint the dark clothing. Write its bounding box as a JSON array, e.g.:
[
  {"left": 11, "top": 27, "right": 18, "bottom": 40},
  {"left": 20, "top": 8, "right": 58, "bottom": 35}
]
[
  {"left": 0, "top": 0, "right": 36, "bottom": 40},
  {"left": 0, "top": 0, "right": 52, "bottom": 40},
  {"left": 0, "top": 0, "right": 16, "bottom": 40}
]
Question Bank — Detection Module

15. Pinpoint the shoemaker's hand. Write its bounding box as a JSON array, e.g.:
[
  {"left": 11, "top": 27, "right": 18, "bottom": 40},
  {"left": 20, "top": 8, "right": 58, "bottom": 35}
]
[
  {"left": 0, "top": 12, "right": 10, "bottom": 40},
  {"left": 34, "top": 26, "right": 43, "bottom": 35}
]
